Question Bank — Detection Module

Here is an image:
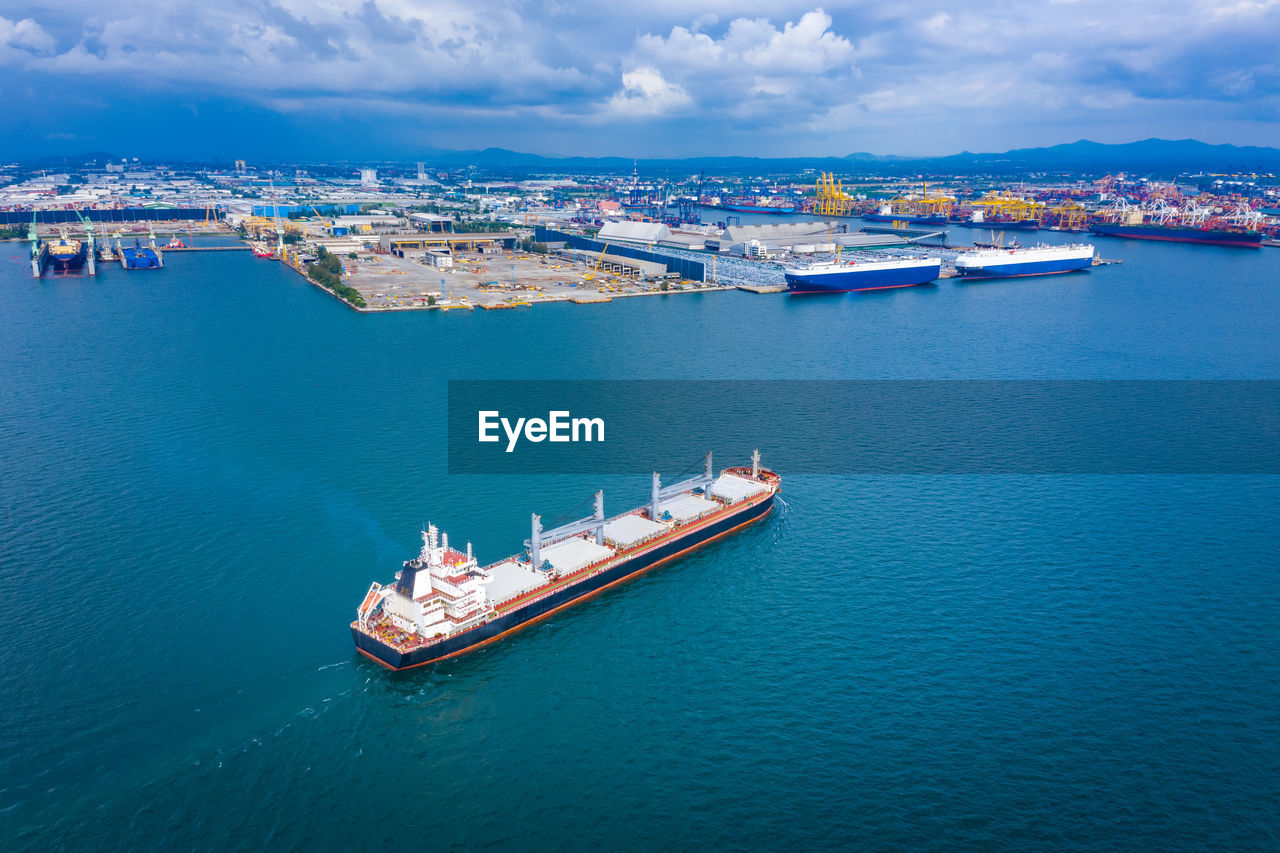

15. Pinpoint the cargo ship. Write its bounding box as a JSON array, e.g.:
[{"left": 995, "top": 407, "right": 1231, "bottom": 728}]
[
  {"left": 863, "top": 212, "right": 949, "bottom": 225},
  {"left": 46, "top": 231, "right": 88, "bottom": 272},
  {"left": 784, "top": 255, "right": 942, "bottom": 293},
  {"left": 352, "top": 452, "right": 779, "bottom": 670},
  {"left": 703, "top": 197, "right": 797, "bottom": 215},
  {"left": 955, "top": 243, "right": 1096, "bottom": 278},
  {"left": 951, "top": 217, "right": 1040, "bottom": 230},
  {"left": 1089, "top": 222, "right": 1262, "bottom": 247}
]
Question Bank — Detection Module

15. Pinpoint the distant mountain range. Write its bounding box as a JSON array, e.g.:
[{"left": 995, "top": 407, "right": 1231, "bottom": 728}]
[
  {"left": 898, "top": 139, "right": 1280, "bottom": 174},
  {"left": 406, "top": 138, "right": 1280, "bottom": 176},
  {"left": 28, "top": 138, "right": 1280, "bottom": 177}
]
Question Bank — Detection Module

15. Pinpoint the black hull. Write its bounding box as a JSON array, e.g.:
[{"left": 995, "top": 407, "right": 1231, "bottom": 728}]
[
  {"left": 950, "top": 220, "right": 1041, "bottom": 230},
  {"left": 353, "top": 493, "right": 775, "bottom": 669},
  {"left": 47, "top": 251, "right": 88, "bottom": 272}
]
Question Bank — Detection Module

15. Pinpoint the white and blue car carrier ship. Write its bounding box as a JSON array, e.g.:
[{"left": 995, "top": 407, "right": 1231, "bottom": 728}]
[
  {"left": 784, "top": 255, "right": 942, "bottom": 293},
  {"left": 954, "top": 243, "right": 1096, "bottom": 278},
  {"left": 352, "top": 452, "right": 780, "bottom": 670}
]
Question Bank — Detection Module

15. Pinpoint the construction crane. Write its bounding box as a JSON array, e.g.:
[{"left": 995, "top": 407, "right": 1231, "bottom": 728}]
[
  {"left": 583, "top": 242, "right": 611, "bottom": 282},
  {"left": 269, "top": 177, "right": 285, "bottom": 257}
]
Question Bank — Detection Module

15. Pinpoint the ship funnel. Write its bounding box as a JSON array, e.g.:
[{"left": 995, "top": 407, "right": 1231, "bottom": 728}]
[
  {"left": 594, "top": 490, "right": 605, "bottom": 545},
  {"left": 650, "top": 472, "right": 661, "bottom": 521},
  {"left": 752, "top": 449, "right": 760, "bottom": 479}
]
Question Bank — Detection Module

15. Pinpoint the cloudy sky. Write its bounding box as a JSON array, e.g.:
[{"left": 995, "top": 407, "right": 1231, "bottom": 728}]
[{"left": 1, "top": 0, "right": 1277, "bottom": 160}]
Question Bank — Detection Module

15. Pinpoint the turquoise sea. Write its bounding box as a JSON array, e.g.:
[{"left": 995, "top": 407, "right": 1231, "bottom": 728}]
[{"left": 1, "top": 233, "right": 1278, "bottom": 850}]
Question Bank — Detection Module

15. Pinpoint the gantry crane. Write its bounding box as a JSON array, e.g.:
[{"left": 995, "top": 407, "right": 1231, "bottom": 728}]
[{"left": 813, "top": 172, "right": 855, "bottom": 217}]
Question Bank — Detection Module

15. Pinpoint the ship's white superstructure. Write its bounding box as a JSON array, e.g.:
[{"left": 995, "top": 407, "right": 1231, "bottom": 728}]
[{"left": 372, "top": 525, "right": 490, "bottom": 638}]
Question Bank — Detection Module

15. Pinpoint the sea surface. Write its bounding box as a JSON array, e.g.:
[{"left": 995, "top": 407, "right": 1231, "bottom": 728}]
[{"left": 1, "top": 233, "right": 1278, "bottom": 850}]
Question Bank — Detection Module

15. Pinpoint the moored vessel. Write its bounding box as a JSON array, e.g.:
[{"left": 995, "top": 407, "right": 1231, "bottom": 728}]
[
  {"left": 352, "top": 452, "right": 780, "bottom": 670},
  {"left": 1089, "top": 222, "right": 1261, "bottom": 247},
  {"left": 46, "top": 231, "right": 87, "bottom": 272},
  {"left": 784, "top": 255, "right": 942, "bottom": 293},
  {"left": 704, "top": 197, "right": 797, "bottom": 215},
  {"left": 955, "top": 243, "right": 1096, "bottom": 278},
  {"left": 119, "top": 237, "right": 164, "bottom": 270},
  {"left": 863, "top": 212, "right": 949, "bottom": 225}
]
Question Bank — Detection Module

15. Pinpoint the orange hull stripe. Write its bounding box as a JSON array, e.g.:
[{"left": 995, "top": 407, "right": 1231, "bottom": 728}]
[{"left": 362, "top": 503, "right": 774, "bottom": 671}]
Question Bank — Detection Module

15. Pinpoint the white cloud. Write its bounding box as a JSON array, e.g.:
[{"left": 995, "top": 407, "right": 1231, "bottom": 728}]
[
  {"left": 637, "top": 9, "right": 852, "bottom": 75},
  {"left": 0, "top": 15, "right": 54, "bottom": 63},
  {"left": 2, "top": 1, "right": 1280, "bottom": 155},
  {"left": 599, "top": 67, "right": 693, "bottom": 119}
]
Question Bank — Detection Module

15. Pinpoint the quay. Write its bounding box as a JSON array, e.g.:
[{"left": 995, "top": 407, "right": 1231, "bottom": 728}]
[{"left": 163, "top": 246, "right": 251, "bottom": 252}]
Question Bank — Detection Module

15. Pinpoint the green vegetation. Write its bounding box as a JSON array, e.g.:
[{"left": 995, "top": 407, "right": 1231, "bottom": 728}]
[
  {"left": 0, "top": 224, "right": 30, "bottom": 240},
  {"left": 347, "top": 252, "right": 358, "bottom": 259},
  {"left": 307, "top": 246, "right": 366, "bottom": 308},
  {"left": 453, "top": 219, "right": 509, "bottom": 233},
  {"left": 517, "top": 237, "right": 549, "bottom": 254},
  {"left": 427, "top": 295, "right": 437, "bottom": 306},
  {"left": 283, "top": 232, "right": 301, "bottom": 245}
]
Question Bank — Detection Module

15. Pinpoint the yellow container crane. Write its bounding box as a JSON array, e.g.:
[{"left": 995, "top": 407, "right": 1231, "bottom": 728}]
[{"left": 813, "top": 172, "right": 855, "bottom": 217}]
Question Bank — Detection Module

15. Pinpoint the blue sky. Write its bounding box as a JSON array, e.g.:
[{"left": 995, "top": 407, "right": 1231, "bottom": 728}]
[{"left": 2, "top": 1, "right": 1278, "bottom": 160}]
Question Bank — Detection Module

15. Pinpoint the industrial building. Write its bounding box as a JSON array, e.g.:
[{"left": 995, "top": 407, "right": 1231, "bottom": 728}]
[
  {"left": 709, "top": 221, "right": 910, "bottom": 254},
  {"left": 409, "top": 212, "right": 454, "bottom": 233},
  {"left": 596, "top": 220, "right": 670, "bottom": 246},
  {"left": 559, "top": 249, "right": 668, "bottom": 280}
]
